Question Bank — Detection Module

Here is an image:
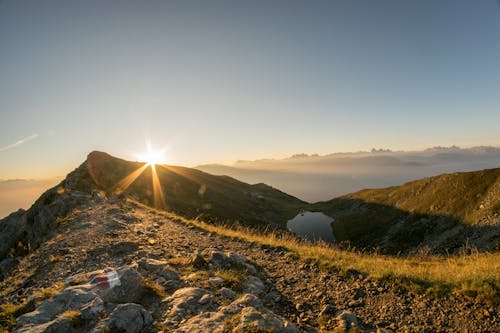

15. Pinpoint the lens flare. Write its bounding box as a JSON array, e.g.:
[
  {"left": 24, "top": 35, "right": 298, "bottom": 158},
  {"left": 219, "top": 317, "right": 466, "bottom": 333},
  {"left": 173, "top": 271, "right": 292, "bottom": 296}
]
[{"left": 137, "top": 148, "right": 167, "bottom": 166}]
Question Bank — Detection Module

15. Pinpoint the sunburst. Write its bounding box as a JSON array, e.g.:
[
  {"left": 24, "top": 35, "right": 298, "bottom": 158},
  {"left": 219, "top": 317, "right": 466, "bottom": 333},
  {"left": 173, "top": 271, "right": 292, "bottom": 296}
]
[{"left": 112, "top": 145, "right": 168, "bottom": 209}]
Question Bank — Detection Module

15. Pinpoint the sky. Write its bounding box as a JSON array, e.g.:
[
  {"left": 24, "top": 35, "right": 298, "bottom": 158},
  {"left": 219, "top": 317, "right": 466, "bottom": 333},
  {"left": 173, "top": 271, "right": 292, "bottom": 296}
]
[{"left": 1, "top": 0, "right": 499, "bottom": 179}]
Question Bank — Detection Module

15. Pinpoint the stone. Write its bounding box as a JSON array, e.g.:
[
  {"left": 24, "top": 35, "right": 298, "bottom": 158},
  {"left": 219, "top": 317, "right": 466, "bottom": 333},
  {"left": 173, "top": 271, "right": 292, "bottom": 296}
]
[
  {"left": 172, "top": 294, "right": 298, "bottom": 333},
  {"left": 190, "top": 251, "right": 208, "bottom": 269},
  {"left": 244, "top": 263, "right": 257, "bottom": 275},
  {"left": 242, "top": 276, "right": 265, "bottom": 296},
  {"left": 377, "top": 328, "right": 394, "bottom": 333},
  {"left": 336, "top": 310, "right": 359, "bottom": 328},
  {"left": 17, "top": 287, "right": 97, "bottom": 326},
  {"left": 166, "top": 287, "right": 215, "bottom": 318},
  {"left": 219, "top": 287, "right": 236, "bottom": 300},
  {"left": 209, "top": 277, "right": 224, "bottom": 286},
  {"left": 138, "top": 258, "right": 167, "bottom": 273},
  {"left": 80, "top": 297, "right": 104, "bottom": 321},
  {"left": 0, "top": 257, "right": 18, "bottom": 280},
  {"left": 319, "top": 304, "right": 336, "bottom": 318},
  {"left": 206, "top": 250, "right": 229, "bottom": 268},
  {"left": 234, "top": 306, "right": 299, "bottom": 333},
  {"left": 99, "top": 267, "right": 146, "bottom": 304},
  {"left": 15, "top": 317, "right": 73, "bottom": 333},
  {"left": 96, "top": 303, "right": 152, "bottom": 333},
  {"left": 227, "top": 252, "right": 247, "bottom": 264}
]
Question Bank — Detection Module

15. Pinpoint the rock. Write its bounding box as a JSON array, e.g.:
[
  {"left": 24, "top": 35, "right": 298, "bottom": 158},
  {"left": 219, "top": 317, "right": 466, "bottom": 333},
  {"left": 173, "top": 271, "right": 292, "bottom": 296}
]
[
  {"left": 335, "top": 310, "right": 359, "bottom": 329},
  {"left": 206, "top": 250, "right": 229, "bottom": 268},
  {"left": 209, "top": 277, "right": 224, "bottom": 286},
  {"left": 244, "top": 263, "right": 257, "bottom": 275},
  {"left": 227, "top": 252, "right": 247, "bottom": 264},
  {"left": 190, "top": 251, "right": 208, "bottom": 269},
  {"left": 242, "top": 276, "right": 265, "bottom": 295},
  {"left": 234, "top": 306, "right": 299, "bottom": 333},
  {"left": 99, "top": 267, "right": 146, "bottom": 304},
  {"left": 138, "top": 258, "right": 179, "bottom": 280},
  {"left": 95, "top": 303, "right": 152, "bottom": 333},
  {"left": 219, "top": 287, "right": 236, "bottom": 300},
  {"left": 166, "top": 287, "right": 215, "bottom": 318},
  {"left": 319, "top": 304, "right": 336, "bottom": 318},
  {"left": 0, "top": 257, "right": 18, "bottom": 280},
  {"left": 172, "top": 294, "right": 298, "bottom": 333},
  {"left": 198, "top": 294, "right": 214, "bottom": 305},
  {"left": 80, "top": 297, "right": 104, "bottom": 321},
  {"left": 138, "top": 258, "right": 167, "bottom": 273},
  {"left": 377, "top": 328, "right": 394, "bottom": 333},
  {"left": 161, "top": 268, "right": 180, "bottom": 281},
  {"left": 17, "top": 287, "right": 97, "bottom": 326},
  {"left": 15, "top": 317, "right": 73, "bottom": 333}
]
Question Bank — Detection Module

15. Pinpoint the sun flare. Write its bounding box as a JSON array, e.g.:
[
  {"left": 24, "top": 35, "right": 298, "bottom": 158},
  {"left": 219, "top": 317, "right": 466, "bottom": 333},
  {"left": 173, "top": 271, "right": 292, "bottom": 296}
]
[{"left": 137, "top": 147, "right": 168, "bottom": 166}]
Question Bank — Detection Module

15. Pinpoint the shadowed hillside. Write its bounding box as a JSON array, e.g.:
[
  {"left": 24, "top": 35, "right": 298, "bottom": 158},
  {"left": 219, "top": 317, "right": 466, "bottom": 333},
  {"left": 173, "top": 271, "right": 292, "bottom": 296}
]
[
  {"left": 314, "top": 168, "right": 500, "bottom": 253},
  {"left": 86, "top": 151, "right": 306, "bottom": 226}
]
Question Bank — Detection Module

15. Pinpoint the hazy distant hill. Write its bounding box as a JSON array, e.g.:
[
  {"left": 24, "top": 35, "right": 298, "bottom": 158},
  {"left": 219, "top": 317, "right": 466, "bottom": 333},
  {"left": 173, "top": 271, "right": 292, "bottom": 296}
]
[
  {"left": 0, "top": 178, "right": 61, "bottom": 218},
  {"left": 196, "top": 146, "right": 500, "bottom": 202},
  {"left": 314, "top": 168, "right": 500, "bottom": 253}
]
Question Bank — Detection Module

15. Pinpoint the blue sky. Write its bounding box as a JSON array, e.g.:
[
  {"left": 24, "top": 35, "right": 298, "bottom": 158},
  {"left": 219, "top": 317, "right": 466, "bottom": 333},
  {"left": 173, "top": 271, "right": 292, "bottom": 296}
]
[{"left": 1, "top": 0, "right": 499, "bottom": 178}]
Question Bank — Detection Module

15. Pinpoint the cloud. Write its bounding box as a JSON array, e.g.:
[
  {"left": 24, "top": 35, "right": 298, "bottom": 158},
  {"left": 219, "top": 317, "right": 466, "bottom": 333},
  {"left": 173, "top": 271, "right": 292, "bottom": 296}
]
[{"left": 0, "top": 134, "right": 39, "bottom": 152}]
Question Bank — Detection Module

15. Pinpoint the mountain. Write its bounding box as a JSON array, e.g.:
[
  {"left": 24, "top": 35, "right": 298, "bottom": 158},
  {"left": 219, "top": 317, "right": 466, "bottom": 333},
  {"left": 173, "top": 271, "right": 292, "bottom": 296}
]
[
  {"left": 196, "top": 146, "right": 500, "bottom": 202},
  {"left": 314, "top": 168, "right": 500, "bottom": 253},
  {"left": 0, "top": 151, "right": 305, "bottom": 260},
  {"left": 86, "top": 151, "right": 305, "bottom": 225}
]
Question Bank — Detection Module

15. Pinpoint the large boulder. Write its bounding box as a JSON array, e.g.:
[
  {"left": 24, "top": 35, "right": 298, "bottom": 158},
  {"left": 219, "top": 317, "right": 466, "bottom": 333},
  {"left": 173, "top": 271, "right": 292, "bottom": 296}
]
[
  {"left": 93, "top": 303, "right": 152, "bottom": 333},
  {"left": 165, "top": 287, "right": 216, "bottom": 319},
  {"left": 172, "top": 293, "right": 298, "bottom": 333}
]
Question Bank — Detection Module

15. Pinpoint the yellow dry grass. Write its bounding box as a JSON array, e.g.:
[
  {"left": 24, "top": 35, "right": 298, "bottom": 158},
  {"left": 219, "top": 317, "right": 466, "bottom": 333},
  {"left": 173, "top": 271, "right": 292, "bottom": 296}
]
[
  {"left": 188, "top": 219, "right": 500, "bottom": 304},
  {"left": 131, "top": 200, "right": 500, "bottom": 304}
]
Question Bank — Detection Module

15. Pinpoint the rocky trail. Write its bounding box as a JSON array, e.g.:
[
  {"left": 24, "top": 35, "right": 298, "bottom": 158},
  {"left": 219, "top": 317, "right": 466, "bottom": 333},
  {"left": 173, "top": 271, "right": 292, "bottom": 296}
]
[{"left": 0, "top": 195, "right": 498, "bottom": 332}]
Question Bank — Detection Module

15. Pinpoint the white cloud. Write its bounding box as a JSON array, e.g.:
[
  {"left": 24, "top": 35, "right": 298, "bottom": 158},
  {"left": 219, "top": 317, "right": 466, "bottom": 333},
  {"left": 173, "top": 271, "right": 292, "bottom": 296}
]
[{"left": 0, "top": 134, "right": 39, "bottom": 152}]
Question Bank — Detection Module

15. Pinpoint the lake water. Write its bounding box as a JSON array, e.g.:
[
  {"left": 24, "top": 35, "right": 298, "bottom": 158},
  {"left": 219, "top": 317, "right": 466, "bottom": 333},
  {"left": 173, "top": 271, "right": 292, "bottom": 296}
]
[{"left": 287, "top": 211, "right": 335, "bottom": 243}]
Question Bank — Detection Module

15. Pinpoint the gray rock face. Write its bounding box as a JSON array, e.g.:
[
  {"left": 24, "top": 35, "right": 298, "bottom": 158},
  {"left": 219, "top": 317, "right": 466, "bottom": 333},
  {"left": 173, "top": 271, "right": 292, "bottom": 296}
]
[
  {"left": 235, "top": 306, "right": 298, "bottom": 333},
  {"left": 17, "top": 287, "right": 97, "bottom": 327},
  {"left": 242, "top": 276, "right": 266, "bottom": 296},
  {"left": 166, "top": 287, "right": 216, "bottom": 319},
  {"left": 15, "top": 264, "right": 151, "bottom": 333},
  {"left": 0, "top": 210, "right": 26, "bottom": 260},
  {"left": 334, "top": 310, "right": 360, "bottom": 330},
  {"left": 219, "top": 287, "right": 236, "bottom": 300},
  {"left": 99, "top": 267, "right": 146, "bottom": 304},
  {"left": 173, "top": 293, "right": 299, "bottom": 333},
  {"left": 94, "top": 303, "right": 152, "bottom": 333},
  {"left": 16, "top": 317, "right": 73, "bottom": 333}
]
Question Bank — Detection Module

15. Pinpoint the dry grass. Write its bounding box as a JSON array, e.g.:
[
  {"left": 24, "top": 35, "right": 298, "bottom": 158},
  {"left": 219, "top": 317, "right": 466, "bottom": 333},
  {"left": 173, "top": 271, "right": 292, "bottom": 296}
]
[
  {"left": 185, "top": 219, "right": 500, "bottom": 304},
  {"left": 214, "top": 269, "right": 248, "bottom": 291},
  {"left": 0, "top": 303, "right": 23, "bottom": 332},
  {"left": 37, "top": 281, "right": 65, "bottom": 299},
  {"left": 60, "top": 309, "right": 81, "bottom": 320},
  {"left": 142, "top": 277, "right": 166, "bottom": 298},
  {"left": 166, "top": 256, "right": 192, "bottom": 266},
  {"left": 48, "top": 255, "right": 62, "bottom": 263},
  {"left": 129, "top": 199, "right": 500, "bottom": 304}
]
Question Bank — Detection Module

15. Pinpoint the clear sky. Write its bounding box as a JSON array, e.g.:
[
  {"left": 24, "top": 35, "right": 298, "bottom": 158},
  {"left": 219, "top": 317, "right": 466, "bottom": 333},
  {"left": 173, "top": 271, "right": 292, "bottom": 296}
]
[{"left": 1, "top": 0, "right": 499, "bottom": 179}]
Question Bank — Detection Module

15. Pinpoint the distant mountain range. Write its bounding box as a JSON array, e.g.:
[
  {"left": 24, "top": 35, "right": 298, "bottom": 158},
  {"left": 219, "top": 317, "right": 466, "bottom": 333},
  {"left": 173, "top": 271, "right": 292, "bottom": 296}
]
[
  {"left": 0, "top": 178, "right": 61, "bottom": 218},
  {"left": 196, "top": 146, "right": 500, "bottom": 202}
]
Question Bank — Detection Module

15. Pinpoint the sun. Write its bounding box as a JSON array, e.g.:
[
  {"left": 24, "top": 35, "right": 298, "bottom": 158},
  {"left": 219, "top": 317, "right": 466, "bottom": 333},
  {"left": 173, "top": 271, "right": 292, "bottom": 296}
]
[{"left": 137, "top": 147, "right": 168, "bottom": 166}]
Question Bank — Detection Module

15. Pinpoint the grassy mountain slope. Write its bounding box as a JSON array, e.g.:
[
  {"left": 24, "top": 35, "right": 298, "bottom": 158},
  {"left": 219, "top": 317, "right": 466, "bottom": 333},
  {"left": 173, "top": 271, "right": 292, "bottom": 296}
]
[
  {"left": 314, "top": 168, "right": 500, "bottom": 253},
  {"left": 87, "top": 151, "right": 305, "bottom": 226}
]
